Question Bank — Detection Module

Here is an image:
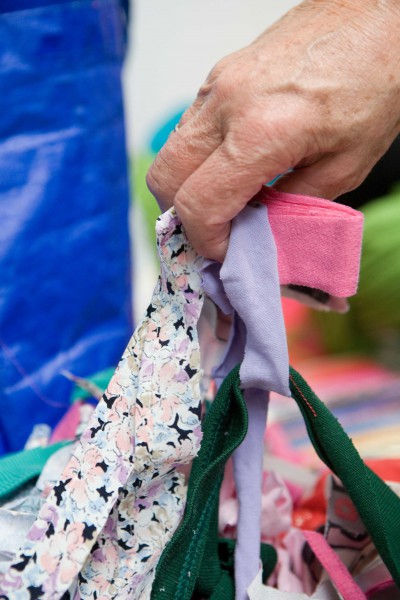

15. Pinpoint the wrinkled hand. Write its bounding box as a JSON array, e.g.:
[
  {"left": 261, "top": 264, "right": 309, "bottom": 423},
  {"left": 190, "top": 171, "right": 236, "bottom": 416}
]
[{"left": 147, "top": 0, "right": 400, "bottom": 261}]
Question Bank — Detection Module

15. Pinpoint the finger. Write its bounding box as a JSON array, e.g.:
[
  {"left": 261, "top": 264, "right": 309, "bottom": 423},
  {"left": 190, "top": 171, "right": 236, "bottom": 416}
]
[
  {"left": 146, "top": 104, "right": 222, "bottom": 211},
  {"left": 173, "top": 141, "right": 283, "bottom": 262},
  {"left": 177, "top": 61, "right": 222, "bottom": 127},
  {"left": 274, "top": 153, "right": 367, "bottom": 200},
  {"left": 177, "top": 87, "right": 210, "bottom": 126}
]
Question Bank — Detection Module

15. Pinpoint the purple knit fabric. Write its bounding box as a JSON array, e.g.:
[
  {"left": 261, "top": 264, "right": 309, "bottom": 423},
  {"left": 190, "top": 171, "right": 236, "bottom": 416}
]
[
  {"left": 233, "top": 388, "right": 269, "bottom": 600},
  {"left": 201, "top": 203, "right": 290, "bottom": 599},
  {"left": 202, "top": 203, "right": 290, "bottom": 397}
]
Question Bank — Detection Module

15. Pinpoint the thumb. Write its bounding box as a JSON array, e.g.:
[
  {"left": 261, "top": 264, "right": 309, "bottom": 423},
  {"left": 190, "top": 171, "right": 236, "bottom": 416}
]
[{"left": 274, "top": 153, "right": 363, "bottom": 200}]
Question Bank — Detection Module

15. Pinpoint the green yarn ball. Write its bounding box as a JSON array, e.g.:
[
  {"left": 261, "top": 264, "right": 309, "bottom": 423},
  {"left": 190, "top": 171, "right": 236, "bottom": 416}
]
[
  {"left": 314, "top": 186, "right": 400, "bottom": 359},
  {"left": 131, "top": 153, "right": 161, "bottom": 258}
]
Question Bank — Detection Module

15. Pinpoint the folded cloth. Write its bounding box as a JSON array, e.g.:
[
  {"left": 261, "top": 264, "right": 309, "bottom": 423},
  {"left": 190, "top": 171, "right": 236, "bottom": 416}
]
[{"left": 257, "top": 187, "right": 364, "bottom": 307}]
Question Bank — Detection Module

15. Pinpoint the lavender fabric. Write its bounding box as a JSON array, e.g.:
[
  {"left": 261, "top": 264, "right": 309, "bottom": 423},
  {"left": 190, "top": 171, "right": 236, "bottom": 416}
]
[
  {"left": 201, "top": 203, "right": 290, "bottom": 600},
  {"left": 233, "top": 389, "right": 269, "bottom": 600},
  {"left": 202, "top": 203, "right": 290, "bottom": 397}
]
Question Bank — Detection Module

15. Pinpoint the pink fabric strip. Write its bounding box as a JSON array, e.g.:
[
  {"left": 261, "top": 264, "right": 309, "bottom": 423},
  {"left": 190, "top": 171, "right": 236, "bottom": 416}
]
[
  {"left": 255, "top": 187, "right": 364, "bottom": 298},
  {"left": 49, "top": 401, "right": 82, "bottom": 443},
  {"left": 303, "top": 530, "right": 366, "bottom": 600}
]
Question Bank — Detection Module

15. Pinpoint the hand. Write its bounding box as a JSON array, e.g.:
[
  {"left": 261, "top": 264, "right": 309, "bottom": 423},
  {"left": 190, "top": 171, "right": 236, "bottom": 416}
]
[{"left": 147, "top": 0, "right": 400, "bottom": 261}]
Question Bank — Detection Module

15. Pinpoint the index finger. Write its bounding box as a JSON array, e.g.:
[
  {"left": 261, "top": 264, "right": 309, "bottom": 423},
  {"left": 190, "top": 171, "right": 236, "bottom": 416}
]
[{"left": 146, "top": 105, "right": 222, "bottom": 210}]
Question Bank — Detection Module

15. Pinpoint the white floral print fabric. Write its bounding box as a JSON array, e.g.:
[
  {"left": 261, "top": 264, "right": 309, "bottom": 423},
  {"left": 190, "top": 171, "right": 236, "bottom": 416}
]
[{"left": 0, "top": 210, "right": 204, "bottom": 600}]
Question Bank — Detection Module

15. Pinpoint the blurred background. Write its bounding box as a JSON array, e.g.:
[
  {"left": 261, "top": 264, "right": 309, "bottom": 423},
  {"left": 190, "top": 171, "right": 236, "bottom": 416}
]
[{"left": 1, "top": 0, "right": 400, "bottom": 471}]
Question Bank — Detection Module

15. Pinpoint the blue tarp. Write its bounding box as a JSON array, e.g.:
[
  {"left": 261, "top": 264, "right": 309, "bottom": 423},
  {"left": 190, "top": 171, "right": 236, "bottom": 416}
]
[{"left": 0, "top": 0, "right": 132, "bottom": 453}]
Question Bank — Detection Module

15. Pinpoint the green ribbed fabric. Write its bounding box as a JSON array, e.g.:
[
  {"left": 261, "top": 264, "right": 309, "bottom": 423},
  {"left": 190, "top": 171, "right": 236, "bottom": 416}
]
[
  {"left": 151, "top": 366, "right": 276, "bottom": 600},
  {"left": 152, "top": 365, "right": 400, "bottom": 598},
  {"left": 151, "top": 366, "right": 248, "bottom": 600},
  {"left": 0, "top": 441, "right": 70, "bottom": 501},
  {"left": 289, "top": 366, "right": 400, "bottom": 589}
]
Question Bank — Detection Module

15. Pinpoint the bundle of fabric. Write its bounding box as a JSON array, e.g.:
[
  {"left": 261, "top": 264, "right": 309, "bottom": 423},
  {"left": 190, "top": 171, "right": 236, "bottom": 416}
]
[{"left": 1, "top": 189, "right": 398, "bottom": 600}]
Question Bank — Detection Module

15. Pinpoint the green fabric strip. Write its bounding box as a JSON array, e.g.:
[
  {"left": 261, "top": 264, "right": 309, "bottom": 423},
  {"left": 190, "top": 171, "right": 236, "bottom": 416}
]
[
  {"left": 151, "top": 366, "right": 248, "bottom": 600},
  {"left": 289, "top": 366, "right": 400, "bottom": 589},
  {"left": 151, "top": 366, "right": 277, "bottom": 600},
  {"left": 0, "top": 441, "right": 70, "bottom": 501},
  {"left": 152, "top": 364, "right": 400, "bottom": 598}
]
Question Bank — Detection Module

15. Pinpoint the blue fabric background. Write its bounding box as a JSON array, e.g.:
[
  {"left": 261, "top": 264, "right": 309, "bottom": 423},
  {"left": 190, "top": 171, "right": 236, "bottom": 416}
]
[{"left": 0, "top": 0, "right": 132, "bottom": 453}]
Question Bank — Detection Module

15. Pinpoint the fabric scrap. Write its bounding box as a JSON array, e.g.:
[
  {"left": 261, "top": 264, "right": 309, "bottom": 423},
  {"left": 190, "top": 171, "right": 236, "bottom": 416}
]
[
  {"left": 257, "top": 187, "right": 363, "bottom": 299},
  {"left": 0, "top": 210, "right": 204, "bottom": 600}
]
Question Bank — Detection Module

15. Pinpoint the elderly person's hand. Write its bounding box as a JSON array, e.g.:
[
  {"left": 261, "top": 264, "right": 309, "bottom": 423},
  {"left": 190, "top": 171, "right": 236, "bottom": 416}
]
[{"left": 147, "top": 0, "right": 400, "bottom": 262}]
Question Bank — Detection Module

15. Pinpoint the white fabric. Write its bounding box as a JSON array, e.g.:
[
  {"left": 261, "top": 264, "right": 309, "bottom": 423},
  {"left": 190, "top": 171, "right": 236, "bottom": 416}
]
[{"left": 247, "top": 566, "right": 341, "bottom": 600}]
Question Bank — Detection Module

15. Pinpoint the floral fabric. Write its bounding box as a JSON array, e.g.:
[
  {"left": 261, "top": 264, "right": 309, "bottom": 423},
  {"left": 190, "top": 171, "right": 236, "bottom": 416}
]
[{"left": 0, "top": 210, "right": 204, "bottom": 600}]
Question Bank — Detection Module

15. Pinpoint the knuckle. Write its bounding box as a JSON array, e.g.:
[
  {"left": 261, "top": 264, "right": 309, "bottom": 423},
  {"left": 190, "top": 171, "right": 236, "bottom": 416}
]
[
  {"left": 145, "top": 162, "right": 162, "bottom": 197},
  {"left": 207, "top": 56, "right": 231, "bottom": 81},
  {"left": 146, "top": 147, "right": 175, "bottom": 199},
  {"left": 198, "top": 57, "right": 233, "bottom": 98},
  {"left": 174, "top": 185, "right": 193, "bottom": 216},
  {"left": 211, "top": 68, "right": 240, "bottom": 100},
  {"left": 196, "top": 81, "right": 213, "bottom": 101}
]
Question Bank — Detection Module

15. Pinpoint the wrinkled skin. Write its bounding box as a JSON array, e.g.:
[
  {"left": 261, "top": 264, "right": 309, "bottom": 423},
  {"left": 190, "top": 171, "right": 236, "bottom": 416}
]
[{"left": 147, "top": 0, "right": 400, "bottom": 262}]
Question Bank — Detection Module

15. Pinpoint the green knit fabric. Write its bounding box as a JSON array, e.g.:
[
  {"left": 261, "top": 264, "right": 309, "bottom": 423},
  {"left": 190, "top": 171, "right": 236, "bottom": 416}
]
[
  {"left": 215, "top": 538, "right": 277, "bottom": 587},
  {"left": 152, "top": 365, "right": 400, "bottom": 598},
  {"left": 289, "top": 366, "right": 400, "bottom": 589},
  {"left": 0, "top": 441, "right": 70, "bottom": 501},
  {"left": 195, "top": 478, "right": 224, "bottom": 597},
  {"left": 208, "top": 571, "right": 234, "bottom": 600},
  {"left": 151, "top": 366, "right": 277, "bottom": 600},
  {"left": 151, "top": 366, "right": 248, "bottom": 600}
]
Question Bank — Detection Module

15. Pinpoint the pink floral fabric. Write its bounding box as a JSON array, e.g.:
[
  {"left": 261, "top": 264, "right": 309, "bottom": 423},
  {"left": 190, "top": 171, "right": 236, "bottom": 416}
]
[{"left": 0, "top": 210, "right": 204, "bottom": 600}]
